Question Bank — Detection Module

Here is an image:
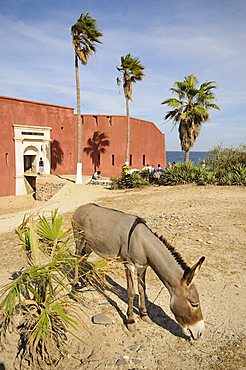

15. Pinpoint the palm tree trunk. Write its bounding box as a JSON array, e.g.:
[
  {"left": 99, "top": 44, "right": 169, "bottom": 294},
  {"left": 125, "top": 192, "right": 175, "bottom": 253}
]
[
  {"left": 125, "top": 97, "right": 130, "bottom": 165},
  {"left": 75, "top": 54, "right": 83, "bottom": 184},
  {"left": 184, "top": 150, "right": 190, "bottom": 163}
]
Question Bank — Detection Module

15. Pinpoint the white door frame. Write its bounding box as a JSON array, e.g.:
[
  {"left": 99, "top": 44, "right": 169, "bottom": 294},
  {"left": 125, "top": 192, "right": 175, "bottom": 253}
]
[{"left": 13, "top": 125, "right": 51, "bottom": 195}]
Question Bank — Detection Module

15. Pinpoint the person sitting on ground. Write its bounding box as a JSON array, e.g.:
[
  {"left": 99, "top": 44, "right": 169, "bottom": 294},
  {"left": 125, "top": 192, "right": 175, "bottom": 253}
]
[
  {"left": 152, "top": 163, "right": 165, "bottom": 177},
  {"left": 86, "top": 170, "right": 109, "bottom": 185},
  {"left": 92, "top": 170, "right": 101, "bottom": 180}
]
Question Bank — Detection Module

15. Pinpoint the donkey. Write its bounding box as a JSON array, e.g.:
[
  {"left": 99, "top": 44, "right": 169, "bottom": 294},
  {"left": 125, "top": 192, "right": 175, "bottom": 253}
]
[{"left": 72, "top": 203, "right": 205, "bottom": 340}]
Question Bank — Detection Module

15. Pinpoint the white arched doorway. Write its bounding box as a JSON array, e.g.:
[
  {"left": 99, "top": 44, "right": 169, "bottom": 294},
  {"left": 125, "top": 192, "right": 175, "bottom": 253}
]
[
  {"left": 23, "top": 146, "right": 39, "bottom": 198},
  {"left": 14, "top": 125, "right": 51, "bottom": 195},
  {"left": 23, "top": 146, "right": 39, "bottom": 173}
]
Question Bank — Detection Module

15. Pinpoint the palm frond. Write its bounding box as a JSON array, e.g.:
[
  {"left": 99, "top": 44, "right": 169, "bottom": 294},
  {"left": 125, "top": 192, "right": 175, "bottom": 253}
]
[
  {"left": 161, "top": 74, "right": 220, "bottom": 160},
  {"left": 1, "top": 209, "right": 110, "bottom": 367},
  {"left": 71, "top": 12, "right": 103, "bottom": 65}
]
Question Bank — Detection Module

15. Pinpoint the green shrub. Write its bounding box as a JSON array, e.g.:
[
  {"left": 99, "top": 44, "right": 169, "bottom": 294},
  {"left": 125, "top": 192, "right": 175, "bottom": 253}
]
[
  {"left": 158, "top": 163, "right": 204, "bottom": 185},
  {"left": 0, "top": 211, "right": 108, "bottom": 368},
  {"left": 111, "top": 150, "right": 246, "bottom": 189},
  {"left": 111, "top": 171, "right": 149, "bottom": 189},
  {"left": 205, "top": 145, "right": 246, "bottom": 170},
  {"left": 213, "top": 165, "right": 246, "bottom": 186}
]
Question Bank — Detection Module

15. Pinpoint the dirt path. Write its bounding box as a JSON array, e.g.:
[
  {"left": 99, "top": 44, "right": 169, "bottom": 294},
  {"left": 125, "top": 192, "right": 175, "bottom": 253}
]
[{"left": 0, "top": 184, "right": 245, "bottom": 369}]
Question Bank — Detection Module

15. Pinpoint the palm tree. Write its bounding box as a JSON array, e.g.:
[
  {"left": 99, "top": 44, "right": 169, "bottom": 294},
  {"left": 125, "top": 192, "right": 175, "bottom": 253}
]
[
  {"left": 161, "top": 74, "right": 220, "bottom": 162},
  {"left": 71, "top": 13, "right": 103, "bottom": 184},
  {"left": 116, "top": 53, "right": 144, "bottom": 165}
]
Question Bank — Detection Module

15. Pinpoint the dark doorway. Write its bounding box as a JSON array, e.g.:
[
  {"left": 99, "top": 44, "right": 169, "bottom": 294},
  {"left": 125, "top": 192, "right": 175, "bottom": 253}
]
[
  {"left": 24, "top": 155, "right": 36, "bottom": 173},
  {"left": 24, "top": 175, "right": 37, "bottom": 199}
]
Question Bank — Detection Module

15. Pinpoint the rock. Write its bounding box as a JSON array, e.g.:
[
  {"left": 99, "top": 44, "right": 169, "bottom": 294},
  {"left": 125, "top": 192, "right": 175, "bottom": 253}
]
[
  {"left": 115, "top": 355, "right": 130, "bottom": 367},
  {"left": 91, "top": 313, "right": 112, "bottom": 325},
  {"left": 132, "top": 358, "right": 142, "bottom": 365}
]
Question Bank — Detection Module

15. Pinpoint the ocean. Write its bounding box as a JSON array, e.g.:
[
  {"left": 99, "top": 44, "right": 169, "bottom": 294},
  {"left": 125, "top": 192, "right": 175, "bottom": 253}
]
[{"left": 166, "top": 151, "right": 208, "bottom": 165}]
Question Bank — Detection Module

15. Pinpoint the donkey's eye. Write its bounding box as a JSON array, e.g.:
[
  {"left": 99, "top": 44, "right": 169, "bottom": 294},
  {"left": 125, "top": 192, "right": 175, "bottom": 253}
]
[{"left": 190, "top": 302, "right": 199, "bottom": 308}]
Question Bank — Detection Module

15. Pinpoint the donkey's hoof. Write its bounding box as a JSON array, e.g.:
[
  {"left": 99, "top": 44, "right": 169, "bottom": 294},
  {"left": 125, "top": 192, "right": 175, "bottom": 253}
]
[
  {"left": 127, "top": 322, "right": 136, "bottom": 332},
  {"left": 141, "top": 315, "right": 152, "bottom": 324}
]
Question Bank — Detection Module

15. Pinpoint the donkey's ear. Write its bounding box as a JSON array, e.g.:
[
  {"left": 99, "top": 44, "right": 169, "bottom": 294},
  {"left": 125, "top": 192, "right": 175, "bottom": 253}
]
[{"left": 183, "top": 256, "right": 205, "bottom": 286}]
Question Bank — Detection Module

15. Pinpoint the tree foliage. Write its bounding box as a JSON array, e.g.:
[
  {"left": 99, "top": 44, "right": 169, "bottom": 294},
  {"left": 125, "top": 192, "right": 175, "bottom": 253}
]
[
  {"left": 116, "top": 53, "right": 145, "bottom": 101},
  {"left": 205, "top": 145, "right": 246, "bottom": 170},
  {"left": 116, "top": 53, "right": 144, "bottom": 164},
  {"left": 71, "top": 12, "right": 103, "bottom": 183},
  {"left": 162, "top": 74, "right": 220, "bottom": 162},
  {"left": 71, "top": 12, "right": 103, "bottom": 66},
  {"left": 110, "top": 146, "right": 246, "bottom": 188}
]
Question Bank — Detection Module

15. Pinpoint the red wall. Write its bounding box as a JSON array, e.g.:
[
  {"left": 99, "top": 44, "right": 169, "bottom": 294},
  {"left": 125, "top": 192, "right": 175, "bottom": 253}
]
[{"left": 0, "top": 96, "right": 166, "bottom": 196}]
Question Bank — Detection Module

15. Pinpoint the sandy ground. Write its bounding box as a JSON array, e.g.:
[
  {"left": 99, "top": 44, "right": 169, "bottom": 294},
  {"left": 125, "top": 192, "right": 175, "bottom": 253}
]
[{"left": 0, "top": 182, "right": 246, "bottom": 369}]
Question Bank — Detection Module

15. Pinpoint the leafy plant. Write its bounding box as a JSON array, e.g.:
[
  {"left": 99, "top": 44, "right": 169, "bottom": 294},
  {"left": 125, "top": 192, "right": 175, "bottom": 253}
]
[
  {"left": 116, "top": 53, "right": 145, "bottom": 164},
  {"left": 205, "top": 145, "right": 246, "bottom": 170},
  {"left": 110, "top": 159, "right": 246, "bottom": 188},
  {"left": 71, "top": 12, "right": 103, "bottom": 184},
  {"left": 0, "top": 211, "right": 108, "bottom": 369},
  {"left": 111, "top": 171, "right": 148, "bottom": 189},
  {"left": 161, "top": 74, "right": 220, "bottom": 162}
]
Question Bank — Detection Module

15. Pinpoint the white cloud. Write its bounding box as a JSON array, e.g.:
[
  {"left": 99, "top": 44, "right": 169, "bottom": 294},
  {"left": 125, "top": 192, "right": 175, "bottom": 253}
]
[{"left": 0, "top": 1, "right": 245, "bottom": 151}]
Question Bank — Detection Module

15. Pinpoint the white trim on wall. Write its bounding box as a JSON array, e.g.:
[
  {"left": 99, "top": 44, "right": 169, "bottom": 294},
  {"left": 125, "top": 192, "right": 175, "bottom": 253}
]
[{"left": 13, "top": 125, "right": 52, "bottom": 195}]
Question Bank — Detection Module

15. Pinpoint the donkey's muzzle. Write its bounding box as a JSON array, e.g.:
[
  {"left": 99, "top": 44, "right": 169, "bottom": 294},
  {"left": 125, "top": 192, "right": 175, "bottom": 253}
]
[{"left": 182, "top": 320, "right": 205, "bottom": 340}]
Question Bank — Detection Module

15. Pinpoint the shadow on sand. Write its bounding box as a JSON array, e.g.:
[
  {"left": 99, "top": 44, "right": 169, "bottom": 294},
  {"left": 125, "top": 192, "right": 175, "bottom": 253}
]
[{"left": 103, "top": 275, "right": 189, "bottom": 340}]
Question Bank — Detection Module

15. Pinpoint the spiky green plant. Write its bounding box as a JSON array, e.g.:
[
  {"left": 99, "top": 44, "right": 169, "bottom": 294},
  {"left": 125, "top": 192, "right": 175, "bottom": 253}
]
[
  {"left": 0, "top": 211, "right": 109, "bottom": 368},
  {"left": 205, "top": 145, "right": 246, "bottom": 170},
  {"left": 113, "top": 171, "right": 148, "bottom": 189}
]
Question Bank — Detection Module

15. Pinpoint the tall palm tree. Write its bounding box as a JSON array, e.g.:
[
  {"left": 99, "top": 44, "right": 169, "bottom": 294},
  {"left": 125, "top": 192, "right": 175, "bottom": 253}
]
[
  {"left": 71, "top": 13, "right": 103, "bottom": 184},
  {"left": 116, "top": 53, "right": 144, "bottom": 165},
  {"left": 161, "top": 74, "right": 220, "bottom": 162}
]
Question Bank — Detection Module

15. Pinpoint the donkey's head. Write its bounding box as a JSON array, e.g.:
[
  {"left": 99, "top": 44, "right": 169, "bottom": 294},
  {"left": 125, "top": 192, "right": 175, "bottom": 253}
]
[{"left": 170, "top": 256, "right": 205, "bottom": 340}]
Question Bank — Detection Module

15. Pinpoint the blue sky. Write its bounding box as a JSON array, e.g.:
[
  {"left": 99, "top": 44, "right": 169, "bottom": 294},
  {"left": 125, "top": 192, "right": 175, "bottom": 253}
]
[{"left": 0, "top": 0, "right": 245, "bottom": 151}]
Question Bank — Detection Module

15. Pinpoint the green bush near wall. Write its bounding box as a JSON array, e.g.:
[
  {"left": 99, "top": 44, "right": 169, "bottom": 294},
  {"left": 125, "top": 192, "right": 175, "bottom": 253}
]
[{"left": 111, "top": 146, "right": 246, "bottom": 188}]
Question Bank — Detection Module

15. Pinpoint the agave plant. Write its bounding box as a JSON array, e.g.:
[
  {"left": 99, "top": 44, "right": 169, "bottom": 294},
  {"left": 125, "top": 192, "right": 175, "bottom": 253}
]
[
  {"left": 205, "top": 145, "right": 246, "bottom": 170},
  {"left": 0, "top": 210, "right": 109, "bottom": 368},
  {"left": 114, "top": 171, "right": 148, "bottom": 189}
]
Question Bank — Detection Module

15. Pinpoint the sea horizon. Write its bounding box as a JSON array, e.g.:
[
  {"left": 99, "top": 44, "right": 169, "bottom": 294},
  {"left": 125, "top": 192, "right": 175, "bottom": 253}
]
[{"left": 166, "top": 151, "right": 208, "bottom": 165}]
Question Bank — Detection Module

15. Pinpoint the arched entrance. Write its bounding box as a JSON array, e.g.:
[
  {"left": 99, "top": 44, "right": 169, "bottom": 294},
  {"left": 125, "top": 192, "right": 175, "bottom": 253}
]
[
  {"left": 23, "top": 146, "right": 39, "bottom": 198},
  {"left": 24, "top": 146, "right": 39, "bottom": 173},
  {"left": 14, "top": 125, "right": 51, "bottom": 195}
]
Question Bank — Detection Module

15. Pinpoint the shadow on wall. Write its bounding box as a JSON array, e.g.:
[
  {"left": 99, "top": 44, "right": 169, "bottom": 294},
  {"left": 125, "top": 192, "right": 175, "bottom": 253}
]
[
  {"left": 84, "top": 131, "right": 110, "bottom": 172},
  {"left": 51, "top": 140, "right": 64, "bottom": 170}
]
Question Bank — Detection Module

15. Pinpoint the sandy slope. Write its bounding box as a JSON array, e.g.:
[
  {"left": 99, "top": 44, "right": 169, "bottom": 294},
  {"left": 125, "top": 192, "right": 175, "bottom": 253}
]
[{"left": 0, "top": 184, "right": 245, "bottom": 369}]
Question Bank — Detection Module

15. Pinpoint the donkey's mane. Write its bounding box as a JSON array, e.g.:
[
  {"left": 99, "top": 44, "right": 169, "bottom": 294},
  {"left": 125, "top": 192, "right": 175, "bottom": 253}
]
[{"left": 152, "top": 230, "right": 190, "bottom": 273}]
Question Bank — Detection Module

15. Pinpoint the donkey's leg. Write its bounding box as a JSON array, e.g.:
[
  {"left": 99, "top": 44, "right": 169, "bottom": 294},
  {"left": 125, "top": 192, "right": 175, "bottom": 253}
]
[
  {"left": 125, "top": 266, "right": 136, "bottom": 331},
  {"left": 72, "top": 220, "right": 91, "bottom": 286},
  {"left": 138, "top": 268, "right": 152, "bottom": 323},
  {"left": 72, "top": 221, "right": 84, "bottom": 286}
]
